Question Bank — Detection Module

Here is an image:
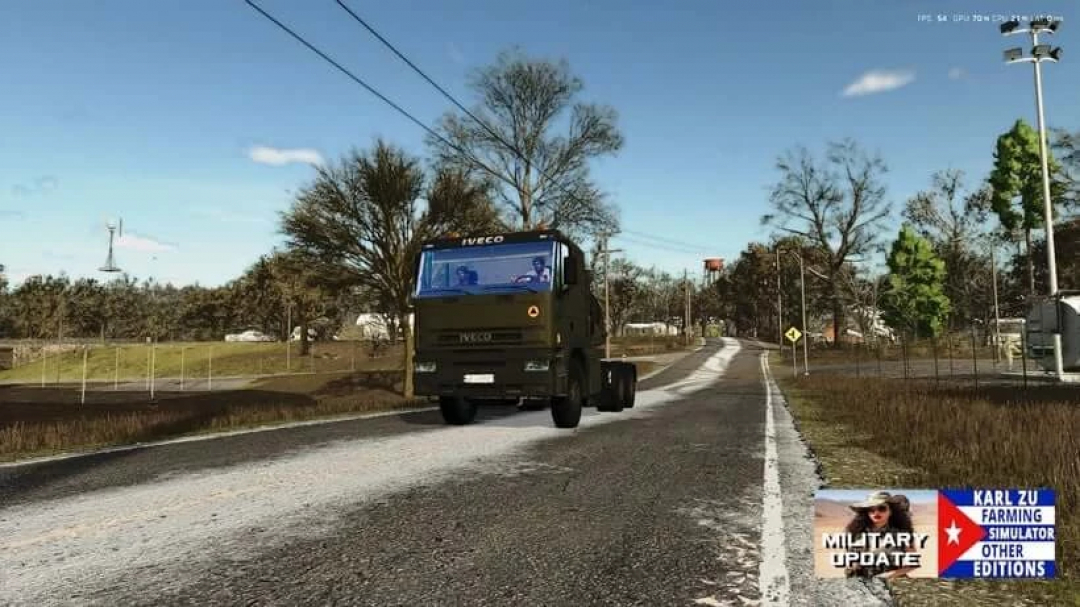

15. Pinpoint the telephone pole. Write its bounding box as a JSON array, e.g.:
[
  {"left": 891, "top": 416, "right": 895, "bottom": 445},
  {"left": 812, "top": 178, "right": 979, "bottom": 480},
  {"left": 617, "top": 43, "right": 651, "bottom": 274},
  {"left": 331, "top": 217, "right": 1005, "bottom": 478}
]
[
  {"left": 601, "top": 233, "right": 623, "bottom": 359},
  {"left": 776, "top": 249, "right": 783, "bottom": 354},
  {"left": 684, "top": 269, "right": 692, "bottom": 346}
]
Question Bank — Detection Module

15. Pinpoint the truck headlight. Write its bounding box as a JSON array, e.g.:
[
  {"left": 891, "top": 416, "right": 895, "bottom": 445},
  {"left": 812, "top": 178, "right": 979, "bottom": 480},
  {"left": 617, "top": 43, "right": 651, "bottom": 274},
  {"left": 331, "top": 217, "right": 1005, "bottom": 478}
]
[
  {"left": 524, "top": 360, "right": 550, "bottom": 372},
  {"left": 415, "top": 361, "right": 436, "bottom": 373}
]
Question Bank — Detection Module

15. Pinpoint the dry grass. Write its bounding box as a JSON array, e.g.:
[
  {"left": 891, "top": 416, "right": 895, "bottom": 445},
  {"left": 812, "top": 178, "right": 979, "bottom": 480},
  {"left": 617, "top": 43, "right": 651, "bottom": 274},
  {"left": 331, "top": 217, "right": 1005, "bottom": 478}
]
[
  {"left": 0, "top": 371, "right": 421, "bottom": 462},
  {"left": 1, "top": 350, "right": 671, "bottom": 462},
  {"left": 775, "top": 355, "right": 1080, "bottom": 606}
]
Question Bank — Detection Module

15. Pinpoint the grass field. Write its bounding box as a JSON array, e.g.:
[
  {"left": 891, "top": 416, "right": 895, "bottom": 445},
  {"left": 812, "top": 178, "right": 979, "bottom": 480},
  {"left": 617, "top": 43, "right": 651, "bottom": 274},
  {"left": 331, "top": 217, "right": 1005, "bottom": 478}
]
[
  {"left": 774, "top": 354, "right": 1080, "bottom": 606},
  {"left": 0, "top": 336, "right": 688, "bottom": 461},
  {"left": 0, "top": 335, "right": 687, "bottom": 385},
  {"left": 0, "top": 341, "right": 401, "bottom": 385}
]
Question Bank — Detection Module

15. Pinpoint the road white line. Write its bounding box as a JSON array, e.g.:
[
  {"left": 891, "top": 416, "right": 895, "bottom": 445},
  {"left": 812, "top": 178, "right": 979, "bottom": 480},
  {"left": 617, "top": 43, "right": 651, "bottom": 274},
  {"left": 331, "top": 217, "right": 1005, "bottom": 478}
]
[
  {"left": 0, "top": 350, "right": 739, "bottom": 606},
  {"left": 758, "top": 352, "right": 791, "bottom": 605}
]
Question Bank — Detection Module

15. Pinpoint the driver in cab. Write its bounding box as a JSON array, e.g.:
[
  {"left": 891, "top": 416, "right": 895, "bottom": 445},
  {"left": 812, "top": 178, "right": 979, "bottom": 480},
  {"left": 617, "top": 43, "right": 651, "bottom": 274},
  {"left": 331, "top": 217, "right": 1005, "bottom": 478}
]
[{"left": 526, "top": 256, "right": 551, "bottom": 282}]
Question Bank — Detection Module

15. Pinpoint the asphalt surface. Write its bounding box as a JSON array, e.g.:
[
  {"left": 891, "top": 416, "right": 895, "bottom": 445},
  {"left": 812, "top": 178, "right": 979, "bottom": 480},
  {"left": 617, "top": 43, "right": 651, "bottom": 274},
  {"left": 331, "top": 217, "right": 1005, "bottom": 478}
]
[{"left": 1, "top": 339, "right": 891, "bottom": 606}]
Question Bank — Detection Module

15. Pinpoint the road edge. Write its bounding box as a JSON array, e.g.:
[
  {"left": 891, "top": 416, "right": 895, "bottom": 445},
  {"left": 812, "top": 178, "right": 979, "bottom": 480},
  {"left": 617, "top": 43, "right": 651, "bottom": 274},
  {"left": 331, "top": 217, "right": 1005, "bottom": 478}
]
[{"left": 0, "top": 404, "right": 439, "bottom": 469}]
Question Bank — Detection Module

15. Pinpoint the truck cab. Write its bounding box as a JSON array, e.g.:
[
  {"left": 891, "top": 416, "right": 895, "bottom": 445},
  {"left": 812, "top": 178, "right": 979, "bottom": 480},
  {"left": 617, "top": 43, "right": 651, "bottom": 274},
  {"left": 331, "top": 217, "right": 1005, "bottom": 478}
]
[{"left": 411, "top": 229, "right": 637, "bottom": 428}]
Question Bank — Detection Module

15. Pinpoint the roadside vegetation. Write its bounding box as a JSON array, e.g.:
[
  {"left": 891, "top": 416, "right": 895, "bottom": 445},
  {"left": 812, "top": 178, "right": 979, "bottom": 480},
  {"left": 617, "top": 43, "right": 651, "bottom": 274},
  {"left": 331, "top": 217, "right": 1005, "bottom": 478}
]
[
  {"left": 0, "top": 335, "right": 687, "bottom": 462},
  {"left": 775, "top": 361, "right": 1080, "bottom": 606}
]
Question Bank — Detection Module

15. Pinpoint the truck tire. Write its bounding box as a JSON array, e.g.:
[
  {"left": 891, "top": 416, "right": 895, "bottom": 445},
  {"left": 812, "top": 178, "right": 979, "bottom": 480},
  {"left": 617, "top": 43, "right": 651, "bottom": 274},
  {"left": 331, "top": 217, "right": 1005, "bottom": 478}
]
[
  {"left": 551, "top": 361, "right": 584, "bottom": 428},
  {"left": 622, "top": 367, "right": 636, "bottom": 409},
  {"left": 439, "top": 396, "right": 477, "bottom": 425},
  {"left": 597, "top": 366, "right": 624, "bottom": 413}
]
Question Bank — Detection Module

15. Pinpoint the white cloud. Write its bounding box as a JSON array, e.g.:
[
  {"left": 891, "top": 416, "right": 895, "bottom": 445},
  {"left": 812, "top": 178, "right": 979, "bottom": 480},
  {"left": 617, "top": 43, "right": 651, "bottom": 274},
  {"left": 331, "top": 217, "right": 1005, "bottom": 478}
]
[
  {"left": 841, "top": 69, "right": 916, "bottom": 97},
  {"left": 948, "top": 67, "right": 965, "bottom": 80},
  {"left": 117, "top": 233, "right": 176, "bottom": 253},
  {"left": 192, "top": 207, "right": 272, "bottom": 226},
  {"left": 448, "top": 42, "right": 466, "bottom": 66},
  {"left": 248, "top": 145, "right": 324, "bottom": 167}
]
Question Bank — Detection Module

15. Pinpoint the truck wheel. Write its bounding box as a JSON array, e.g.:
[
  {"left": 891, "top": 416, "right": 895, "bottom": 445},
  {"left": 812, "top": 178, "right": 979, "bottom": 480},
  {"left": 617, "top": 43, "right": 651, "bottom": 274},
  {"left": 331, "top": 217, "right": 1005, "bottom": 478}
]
[
  {"left": 551, "top": 362, "right": 584, "bottom": 428},
  {"left": 622, "top": 367, "right": 636, "bottom": 409},
  {"left": 439, "top": 396, "right": 477, "bottom": 425},
  {"left": 597, "top": 367, "right": 624, "bottom": 413}
]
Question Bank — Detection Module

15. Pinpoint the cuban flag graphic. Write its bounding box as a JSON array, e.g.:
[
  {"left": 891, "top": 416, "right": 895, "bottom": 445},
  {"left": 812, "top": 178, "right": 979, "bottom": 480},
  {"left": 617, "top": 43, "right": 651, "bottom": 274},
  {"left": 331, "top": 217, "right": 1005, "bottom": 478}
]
[{"left": 938, "top": 489, "right": 1056, "bottom": 579}]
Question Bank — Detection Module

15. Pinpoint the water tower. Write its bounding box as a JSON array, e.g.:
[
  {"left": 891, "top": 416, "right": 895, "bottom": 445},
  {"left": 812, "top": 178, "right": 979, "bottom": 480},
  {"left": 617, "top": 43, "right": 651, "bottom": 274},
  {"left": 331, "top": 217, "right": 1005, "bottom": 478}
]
[{"left": 703, "top": 258, "right": 724, "bottom": 284}]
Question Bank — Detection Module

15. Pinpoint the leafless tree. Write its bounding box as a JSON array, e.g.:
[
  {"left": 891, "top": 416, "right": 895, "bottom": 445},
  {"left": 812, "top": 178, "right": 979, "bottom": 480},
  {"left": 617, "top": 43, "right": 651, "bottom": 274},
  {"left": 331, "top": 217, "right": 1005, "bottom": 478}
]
[
  {"left": 762, "top": 139, "right": 891, "bottom": 347},
  {"left": 427, "top": 48, "right": 623, "bottom": 241}
]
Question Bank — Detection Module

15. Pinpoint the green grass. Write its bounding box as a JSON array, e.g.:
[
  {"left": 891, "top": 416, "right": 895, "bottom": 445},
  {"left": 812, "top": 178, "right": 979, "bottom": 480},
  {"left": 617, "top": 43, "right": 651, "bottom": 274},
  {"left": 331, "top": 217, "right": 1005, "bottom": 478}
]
[
  {"left": 0, "top": 341, "right": 400, "bottom": 384},
  {"left": 773, "top": 352, "right": 1080, "bottom": 606}
]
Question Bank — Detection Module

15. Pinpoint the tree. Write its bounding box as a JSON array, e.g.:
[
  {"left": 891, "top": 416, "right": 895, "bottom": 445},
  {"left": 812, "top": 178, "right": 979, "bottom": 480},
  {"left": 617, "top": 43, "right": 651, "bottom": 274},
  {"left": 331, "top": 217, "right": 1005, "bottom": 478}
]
[
  {"left": 595, "top": 258, "right": 644, "bottom": 336},
  {"left": 280, "top": 139, "right": 503, "bottom": 398},
  {"left": 0, "top": 264, "right": 12, "bottom": 338},
  {"left": 427, "top": 48, "right": 623, "bottom": 240},
  {"left": 903, "top": 169, "right": 995, "bottom": 327},
  {"left": 763, "top": 139, "right": 892, "bottom": 346},
  {"left": 988, "top": 119, "right": 1069, "bottom": 295},
  {"left": 880, "top": 225, "right": 951, "bottom": 342},
  {"left": 1051, "top": 127, "right": 1080, "bottom": 210},
  {"left": 1011, "top": 216, "right": 1080, "bottom": 294}
]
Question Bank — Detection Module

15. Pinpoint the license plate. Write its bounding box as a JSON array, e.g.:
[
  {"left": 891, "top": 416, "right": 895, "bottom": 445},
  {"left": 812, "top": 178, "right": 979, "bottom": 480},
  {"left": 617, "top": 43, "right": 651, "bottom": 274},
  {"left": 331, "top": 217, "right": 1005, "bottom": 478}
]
[{"left": 463, "top": 373, "right": 495, "bottom": 384}]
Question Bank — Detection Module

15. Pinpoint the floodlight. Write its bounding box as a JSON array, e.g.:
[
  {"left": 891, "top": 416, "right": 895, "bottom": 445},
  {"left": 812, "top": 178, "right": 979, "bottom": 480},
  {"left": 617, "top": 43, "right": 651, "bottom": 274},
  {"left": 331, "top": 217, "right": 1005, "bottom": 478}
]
[
  {"left": 1000, "top": 20, "right": 1021, "bottom": 35},
  {"left": 1003, "top": 47, "right": 1024, "bottom": 62}
]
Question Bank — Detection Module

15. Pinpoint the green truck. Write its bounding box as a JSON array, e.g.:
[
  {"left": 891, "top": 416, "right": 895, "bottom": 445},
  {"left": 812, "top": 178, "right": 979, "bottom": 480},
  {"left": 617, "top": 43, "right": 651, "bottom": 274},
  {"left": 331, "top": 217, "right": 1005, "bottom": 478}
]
[{"left": 411, "top": 228, "right": 638, "bottom": 428}]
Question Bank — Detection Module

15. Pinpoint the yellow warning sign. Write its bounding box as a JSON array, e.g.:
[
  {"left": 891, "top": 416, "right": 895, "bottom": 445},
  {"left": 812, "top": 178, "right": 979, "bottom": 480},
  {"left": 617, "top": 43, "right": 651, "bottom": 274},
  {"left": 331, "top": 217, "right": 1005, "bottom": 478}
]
[
  {"left": 527, "top": 305, "right": 540, "bottom": 318},
  {"left": 785, "top": 326, "right": 802, "bottom": 343}
]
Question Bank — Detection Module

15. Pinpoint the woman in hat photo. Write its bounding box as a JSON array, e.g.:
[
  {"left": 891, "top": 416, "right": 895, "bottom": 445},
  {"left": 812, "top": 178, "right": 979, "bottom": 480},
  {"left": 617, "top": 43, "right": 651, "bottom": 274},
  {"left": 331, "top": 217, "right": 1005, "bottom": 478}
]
[{"left": 843, "top": 491, "right": 919, "bottom": 580}]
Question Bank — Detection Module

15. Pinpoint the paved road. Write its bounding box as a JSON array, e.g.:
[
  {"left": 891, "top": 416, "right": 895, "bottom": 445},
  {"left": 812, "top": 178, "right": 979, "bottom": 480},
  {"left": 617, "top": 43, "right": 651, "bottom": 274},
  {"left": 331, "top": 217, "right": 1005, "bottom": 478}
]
[{"left": 0, "top": 339, "right": 889, "bottom": 606}]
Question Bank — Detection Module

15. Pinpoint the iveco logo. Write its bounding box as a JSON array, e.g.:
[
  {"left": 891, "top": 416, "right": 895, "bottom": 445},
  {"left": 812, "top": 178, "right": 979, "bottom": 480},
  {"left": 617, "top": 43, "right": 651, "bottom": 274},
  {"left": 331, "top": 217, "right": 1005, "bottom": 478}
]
[
  {"left": 461, "top": 235, "right": 505, "bottom": 246},
  {"left": 459, "top": 331, "right": 493, "bottom": 343}
]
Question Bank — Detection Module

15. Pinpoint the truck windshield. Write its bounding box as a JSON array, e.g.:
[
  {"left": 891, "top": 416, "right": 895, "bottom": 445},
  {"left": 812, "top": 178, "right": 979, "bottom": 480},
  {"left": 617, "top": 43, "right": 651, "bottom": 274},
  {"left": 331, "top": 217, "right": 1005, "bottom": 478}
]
[{"left": 415, "top": 241, "right": 557, "bottom": 299}]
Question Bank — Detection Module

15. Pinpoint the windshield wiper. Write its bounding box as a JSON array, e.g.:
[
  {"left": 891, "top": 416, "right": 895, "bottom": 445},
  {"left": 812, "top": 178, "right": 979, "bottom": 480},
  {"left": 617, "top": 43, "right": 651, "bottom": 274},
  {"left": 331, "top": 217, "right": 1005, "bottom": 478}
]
[
  {"left": 481, "top": 284, "right": 540, "bottom": 294},
  {"left": 425, "top": 287, "right": 473, "bottom": 296}
]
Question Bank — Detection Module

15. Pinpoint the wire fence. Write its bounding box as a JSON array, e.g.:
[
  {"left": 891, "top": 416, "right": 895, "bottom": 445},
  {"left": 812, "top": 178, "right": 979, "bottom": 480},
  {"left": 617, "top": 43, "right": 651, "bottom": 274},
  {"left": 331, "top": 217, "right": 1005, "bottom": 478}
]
[
  {"left": 0, "top": 341, "right": 402, "bottom": 400},
  {"left": 775, "top": 329, "right": 1068, "bottom": 389}
]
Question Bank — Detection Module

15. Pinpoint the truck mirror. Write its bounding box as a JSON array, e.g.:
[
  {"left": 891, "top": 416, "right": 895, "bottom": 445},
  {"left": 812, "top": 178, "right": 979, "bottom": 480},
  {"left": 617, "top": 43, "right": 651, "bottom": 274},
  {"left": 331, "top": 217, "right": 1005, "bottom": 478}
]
[{"left": 564, "top": 262, "right": 578, "bottom": 285}]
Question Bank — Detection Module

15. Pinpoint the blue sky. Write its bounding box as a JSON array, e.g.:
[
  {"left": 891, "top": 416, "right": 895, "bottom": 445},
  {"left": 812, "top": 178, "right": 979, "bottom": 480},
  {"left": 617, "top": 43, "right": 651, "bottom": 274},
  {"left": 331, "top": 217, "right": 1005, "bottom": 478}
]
[{"left": 1, "top": 0, "right": 1077, "bottom": 288}]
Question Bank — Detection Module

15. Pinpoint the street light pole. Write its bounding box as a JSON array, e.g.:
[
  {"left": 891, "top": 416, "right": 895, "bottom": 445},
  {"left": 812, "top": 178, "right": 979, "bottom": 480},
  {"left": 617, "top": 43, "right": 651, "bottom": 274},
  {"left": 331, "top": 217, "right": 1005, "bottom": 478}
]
[
  {"left": 990, "top": 241, "right": 1001, "bottom": 365},
  {"left": 1002, "top": 17, "right": 1065, "bottom": 379}
]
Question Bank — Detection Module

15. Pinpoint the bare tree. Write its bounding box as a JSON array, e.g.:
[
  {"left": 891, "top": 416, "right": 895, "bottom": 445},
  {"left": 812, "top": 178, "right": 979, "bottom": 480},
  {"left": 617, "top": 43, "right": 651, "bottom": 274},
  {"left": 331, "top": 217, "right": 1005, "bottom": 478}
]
[
  {"left": 762, "top": 139, "right": 891, "bottom": 347},
  {"left": 427, "top": 48, "right": 623, "bottom": 239}
]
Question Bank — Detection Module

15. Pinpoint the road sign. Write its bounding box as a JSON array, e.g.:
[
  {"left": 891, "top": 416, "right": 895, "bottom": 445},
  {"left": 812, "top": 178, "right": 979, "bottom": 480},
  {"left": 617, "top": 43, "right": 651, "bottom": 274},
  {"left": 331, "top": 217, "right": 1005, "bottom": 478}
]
[{"left": 785, "top": 326, "right": 802, "bottom": 344}]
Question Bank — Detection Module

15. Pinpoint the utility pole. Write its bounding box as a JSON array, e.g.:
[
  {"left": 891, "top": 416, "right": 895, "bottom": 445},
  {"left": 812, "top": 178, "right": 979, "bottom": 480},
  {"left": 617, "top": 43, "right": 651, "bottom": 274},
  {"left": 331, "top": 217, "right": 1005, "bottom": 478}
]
[
  {"left": 1002, "top": 17, "right": 1064, "bottom": 379},
  {"left": 776, "top": 249, "right": 783, "bottom": 355},
  {"left": 684, "top": 269, "right": 691, "bottom": 346},
  {"left": 601, "top": 233, "right": 623, "bottom": 359},
  {"left": 798, "top": 252, "right": 809, "bottom": 375}
]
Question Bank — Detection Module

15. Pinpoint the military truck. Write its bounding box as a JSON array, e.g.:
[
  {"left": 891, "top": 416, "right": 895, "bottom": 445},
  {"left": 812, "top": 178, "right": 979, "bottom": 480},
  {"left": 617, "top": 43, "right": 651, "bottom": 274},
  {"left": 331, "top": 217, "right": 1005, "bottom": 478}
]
[{"left": 411, "top": 228, "right": 637, "bottom": 428}]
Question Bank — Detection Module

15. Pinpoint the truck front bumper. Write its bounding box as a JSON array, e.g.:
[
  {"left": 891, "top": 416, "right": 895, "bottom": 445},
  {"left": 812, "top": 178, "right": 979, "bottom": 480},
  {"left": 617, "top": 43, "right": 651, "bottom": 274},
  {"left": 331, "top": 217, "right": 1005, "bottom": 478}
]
[{"left": 413, "top": 349, "right": 565, "bottom": 398}]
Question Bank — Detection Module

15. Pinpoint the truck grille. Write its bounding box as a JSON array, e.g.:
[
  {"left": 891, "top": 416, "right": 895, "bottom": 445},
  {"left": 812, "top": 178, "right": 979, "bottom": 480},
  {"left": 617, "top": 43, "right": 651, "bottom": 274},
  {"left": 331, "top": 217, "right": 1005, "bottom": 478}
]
[{"left": 436, "top": 329, "right": 524, "bottom": 346}]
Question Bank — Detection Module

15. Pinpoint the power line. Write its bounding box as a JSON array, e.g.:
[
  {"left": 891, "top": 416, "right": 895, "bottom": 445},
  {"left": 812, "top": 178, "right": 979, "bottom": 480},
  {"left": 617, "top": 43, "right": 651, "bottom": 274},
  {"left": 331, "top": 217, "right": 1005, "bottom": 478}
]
[
  {"left": 332, "top": 0, "right": 582, "bottom": 215},
  {"left": 618, "top": 229, "right": 717, "bottom": 253},
  {"left": 247, "top": 1, "right": 696, "bottom": 251},
  {"left": 243, "top": 0, "right": 517, "bottom": 195},
  {"left": 614, "top": 234, "right": 710, "bottom": 256}
]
